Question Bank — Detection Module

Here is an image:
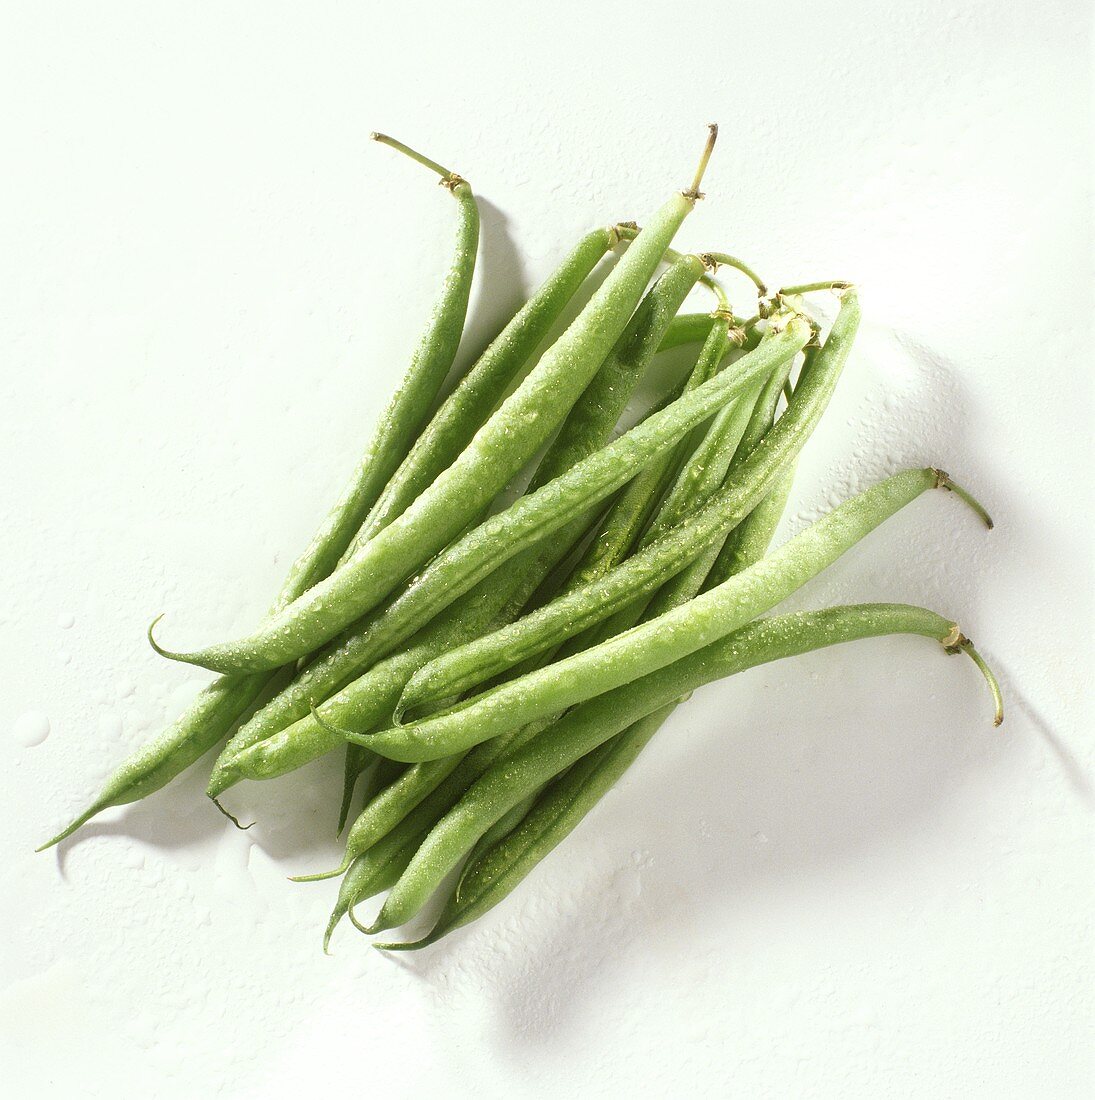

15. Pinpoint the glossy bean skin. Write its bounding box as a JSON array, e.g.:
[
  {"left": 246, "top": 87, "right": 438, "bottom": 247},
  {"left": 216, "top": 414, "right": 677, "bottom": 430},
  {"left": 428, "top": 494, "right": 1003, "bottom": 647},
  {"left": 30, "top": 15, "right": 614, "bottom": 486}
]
[
  {"left": 39, "top": 142, "right": 480, "bottom": 849},
  {"left": 155, "top": 190, "right": 704, "bottom": 673},
  {"left": 415, "top": 413, "right": 800, "bottom": 911},
  {"left": 367, "top": 601, "right": 996, "bottom": 936},
  {"left": 341, "top": 228, "right": 614, "bottom": 558},
  {"left": 565, "top": 316, "right": 747, "bottom": 593},
  {"left": 208, "top": 257, "right": 706, "bottom": 793},
  {"left": 656, "top": 312, "right": 715, "bottom": 352},
  {"left": 394, "top": 299, "right": 852, "bottom": 717},
  {"left": 359, "top": 464, "right": 971, "bottom": 763},
  {"left": 285, "top": 148, "right": 480, "bottom": 597},
  {"left": 283, "top": 260, "right": 707, "bottom": 869},
  {"left": 323, "top": 715, "right": 558, "bottom": 947},
  {"left": 210, "top": 320, "right": 806, "bottom": 788}
]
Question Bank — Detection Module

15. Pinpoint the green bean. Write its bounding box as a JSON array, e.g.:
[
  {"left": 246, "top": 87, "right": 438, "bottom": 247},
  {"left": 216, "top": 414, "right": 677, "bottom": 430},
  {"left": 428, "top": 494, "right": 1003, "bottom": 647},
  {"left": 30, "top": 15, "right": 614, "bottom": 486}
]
[
  {"left": 437, "top": 327, "right": 767, "bottom": 688},
  {"left": 285, "top": 132, "right": 481, "bottom": 593},
  {"left": 656, "top": 312, "right": 715, "bottom": 352},
  {"left": 211, "top": 318, "right": 807, "bottom": 782},
  {"left": 358, "top": 464, "right": 992, "bottom": 764},
  {"left": 565, "top": 310, "right": 751, "bottom": 591},
  {"left": 151, "top": 128, "right": 720, "bottom": 674},
  {"left": 328, "top": 252, "right": 706, "bottom": 825},
  {"left": 366, "top": 601, "right": 1003, "bottom": 937},
  {"left": 325, "top": 827, "right": 420, "bottom": 952},
  {"left": 208, "top": 255, "right": 708, "bottom": 794},
  {"left": 458, "top": 791, "right": 541, "bottom": 885},
  {"left": 393, "top": 296, "right": 847, "bottom": 718},
  {"left": 703, "top": 468, "right": 796, "bottom": 591},
  {"left": 378, "top": 451, "right": 797, "bottom": 944},
  {"left": 632, "top": 344, "right": 797, "bottom": 621},
  {"left": 37, "top": 134, "right": 481, "bottom": 850},
  {"left": 323, "top": 715, "right": 558, "bottom": 947},
  {"left": 315, "top": 306, "right": 746, "bottom": 884},
  {"left": 382, "top": 598, "right": 994, "bottom": 950},
  {"left": 342, "top": 227, "right": 615, "bottom": 559},
  {"left": 285, "top": 261, "right": 707, "bottom": 877}
]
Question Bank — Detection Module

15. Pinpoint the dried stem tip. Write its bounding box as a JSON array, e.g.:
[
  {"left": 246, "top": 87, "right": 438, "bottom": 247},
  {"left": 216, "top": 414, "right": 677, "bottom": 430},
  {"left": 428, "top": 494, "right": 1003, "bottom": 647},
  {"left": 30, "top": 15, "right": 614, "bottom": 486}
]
[
  {"left": 684, "top": 123, "right": 718, "bottom": 200},
  {"left": 371, "top": 132, "right": 463, "bottom": 187}
]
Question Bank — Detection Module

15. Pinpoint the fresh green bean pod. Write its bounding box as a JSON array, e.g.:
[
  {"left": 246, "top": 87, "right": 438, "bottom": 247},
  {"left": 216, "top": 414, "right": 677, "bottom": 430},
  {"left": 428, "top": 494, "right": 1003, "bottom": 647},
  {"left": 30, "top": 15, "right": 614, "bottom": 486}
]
[
  {"left": 285, "top": 134, "right": 480, "bottom": 595},
  {"left": 367, "top": 601, "right": 1003, "bottom": 937},
  {"left": 38, "top": 136, "right": 482, "bottom": 850},
  {"left": 212, "top": 319, "right": 807, "bottom": 781},
  {"left": 393, "top": 298, "right": 849, "bottom": 718},
  {"left": 285, "top": 260, "right": 707, "bottom": 870},
  {"left": 359, "top": 464, "right": 991, "bottom": 763},
  {"left": 457, "top": 791, "right": 541, "bottom": 887},
  {"left": 374, "top": 450, "right": 795, "bottom": 944},
  {"left": 382, "top": 602, "right": 999, "bottom": 948},
  {"left": 322, "top": 715, "right": 558, "bottom": 947},
  {"left": 567, "top": 315, "right": 743, "bottom": 592},
  {"left": 208, "top": 256, "right": 707, "bottom": 793},
  {"left": 153, "top": 134, "right": 720, "bottom": 674},
  {"left": 342, "top": 227, "right": 615, "bottom": 558},
  {"left": 656, "top": 312, "right": 715, "bottom": 352}
]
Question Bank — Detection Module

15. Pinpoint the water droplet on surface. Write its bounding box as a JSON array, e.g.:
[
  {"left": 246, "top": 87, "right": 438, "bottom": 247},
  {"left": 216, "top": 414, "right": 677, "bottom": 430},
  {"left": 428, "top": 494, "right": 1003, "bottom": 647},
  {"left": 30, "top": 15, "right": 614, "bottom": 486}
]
[
  {"left": 57, "top": 612, "right": 75, "bottom": 629},
  {"left": 98, "top": 713, "right": 124, "bottom": 739},
  {"left": 13, "top": 711, "right": 51, "bottom": 747}
]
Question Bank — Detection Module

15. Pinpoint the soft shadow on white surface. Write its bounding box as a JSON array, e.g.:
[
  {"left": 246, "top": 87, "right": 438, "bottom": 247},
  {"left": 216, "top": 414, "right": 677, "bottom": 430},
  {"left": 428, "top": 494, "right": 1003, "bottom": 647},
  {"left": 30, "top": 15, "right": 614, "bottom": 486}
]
[{"left": 380, "top": 652, "right": 1030, "bottom": 1041}]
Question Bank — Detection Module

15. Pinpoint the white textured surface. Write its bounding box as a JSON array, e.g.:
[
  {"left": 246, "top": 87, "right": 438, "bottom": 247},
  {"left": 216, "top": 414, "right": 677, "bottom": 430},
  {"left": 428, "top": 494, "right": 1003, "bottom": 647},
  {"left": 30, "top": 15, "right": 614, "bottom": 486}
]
[{"left": 2, "top": 2, "right": 1092, "bottom": 1097}]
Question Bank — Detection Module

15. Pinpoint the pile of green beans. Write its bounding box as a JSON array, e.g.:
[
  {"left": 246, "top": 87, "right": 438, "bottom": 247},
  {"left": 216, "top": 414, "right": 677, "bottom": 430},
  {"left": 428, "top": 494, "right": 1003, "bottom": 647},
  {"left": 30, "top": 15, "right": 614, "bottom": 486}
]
[{"left": 41, "top": 127, "right": 1003, "bottom": 958}]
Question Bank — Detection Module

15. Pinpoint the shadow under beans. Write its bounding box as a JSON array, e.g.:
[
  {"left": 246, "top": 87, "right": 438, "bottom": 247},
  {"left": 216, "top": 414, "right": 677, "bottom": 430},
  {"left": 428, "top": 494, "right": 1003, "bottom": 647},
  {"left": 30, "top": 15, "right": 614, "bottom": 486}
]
[
  {"left": 378, "top": 317, "right": 1052, "bottom": 1037},
  {"left": 392, "top": 641, "right": 1024, "bottom": 1042},
  {"left": 52, "top": 745, "right": 227, "bottom": 876}
]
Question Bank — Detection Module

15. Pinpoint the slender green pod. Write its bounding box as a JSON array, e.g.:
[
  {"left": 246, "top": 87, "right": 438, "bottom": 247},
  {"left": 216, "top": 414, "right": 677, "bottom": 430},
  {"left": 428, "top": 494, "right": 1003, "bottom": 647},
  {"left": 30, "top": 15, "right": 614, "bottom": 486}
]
[
  {"left": 704, "top": 468, "right": 796, "bottom": 592},
  {"left": 359, "top": 465, "right": 992, "bottom": 763},
  {"left": 567, "top": 313, "right": 746, "bottom": 593},
  {"left": 331, "top": 247, "right": 700, "bottom": 820},
  {"left": 39, "top": 135, "right": 480, "bottom": 850},
  {"left": 634, "top": 350, "right": 799, "bottom": 622},
  {"left": 394, "top": 297, "right": 854, "bottom": 717},
  {"left": 377, "top": 453, "right": 797, "bottom": 944},
  {"left": 367, "top": 601, "right": 1003, "bottom": 937},
  {"left": 152, "top": 129, "right": 720, "bottom": 674},
  {"left": 285, "top": 132, "right": 480, "bottom": 594},
  {"left": 208, "top": 255, "right": 707, "bottom": 793},
  {"left": 342, "top": 226, "right": 615, "bottom": 557},
  {"left": 211, "top": 319, "right": 809, "bottom": 786},
  {"left": 322, "top": 715, "right": 558, "bottom": 946},
  {"left": 657, "top": 312, "right": 715, "bottom": 352}
]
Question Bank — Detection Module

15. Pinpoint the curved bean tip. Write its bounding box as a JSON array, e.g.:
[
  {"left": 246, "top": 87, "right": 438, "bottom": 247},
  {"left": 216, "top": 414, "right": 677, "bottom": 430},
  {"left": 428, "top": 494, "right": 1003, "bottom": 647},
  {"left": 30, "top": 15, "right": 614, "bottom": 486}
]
[
  {"left": 347, "top": 904, "right": 373, "bottom": 936},
  {"left": 931, "top": 470, "right": 994, "bottom": 529},
  {"left": 211, "top": 796, "right": 254, "bottom": 832},
  {"left": 204, "top": 766, "right": 237, "bottom": 800},
  {"left": 372, "top": 938, "right": 430, "bottom": 953},
  {"left": 37, "top": 799, "right": 107, "bottom": 851},
  {"left": 956, "top": 638, "right": 1005, "bottom": 727},
  {"left": 322, "top": 917, "right": 338, "bottom": 955},
  {"left": 942, "top": 629, "right": 1004, "bottom": 727},
  {"left": 288, "top": 857, "right": 350, "bottom": 884},
  {"left": 146, "top": 613, "right": 170, "bottom": 658}
]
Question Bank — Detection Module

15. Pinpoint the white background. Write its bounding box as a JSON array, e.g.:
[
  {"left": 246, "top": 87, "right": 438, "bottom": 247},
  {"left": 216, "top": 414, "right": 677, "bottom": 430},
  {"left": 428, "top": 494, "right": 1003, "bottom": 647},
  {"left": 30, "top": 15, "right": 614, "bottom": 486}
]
[{"left": 2, "top": 2, "right": 1091, "bottom": 1097}]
